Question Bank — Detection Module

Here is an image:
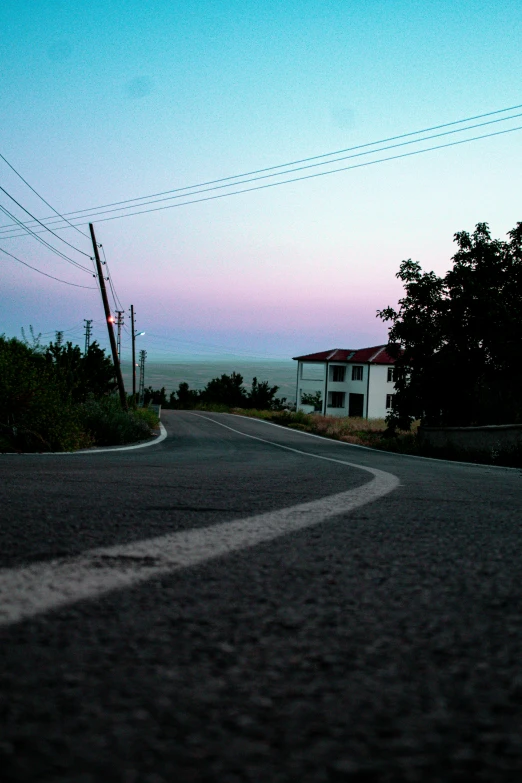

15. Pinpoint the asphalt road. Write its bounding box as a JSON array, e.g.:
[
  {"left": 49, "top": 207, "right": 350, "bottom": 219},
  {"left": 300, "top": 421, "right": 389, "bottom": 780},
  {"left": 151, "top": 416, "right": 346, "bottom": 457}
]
[{"left": 1, "top": 410, "right": 522, "bottom": 782}]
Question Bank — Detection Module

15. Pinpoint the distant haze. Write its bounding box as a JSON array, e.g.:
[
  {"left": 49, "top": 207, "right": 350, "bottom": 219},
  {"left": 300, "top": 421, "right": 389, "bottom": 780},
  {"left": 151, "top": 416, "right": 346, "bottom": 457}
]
[{"left": 121, "top": 359, "right": 298, "bottom": 402}]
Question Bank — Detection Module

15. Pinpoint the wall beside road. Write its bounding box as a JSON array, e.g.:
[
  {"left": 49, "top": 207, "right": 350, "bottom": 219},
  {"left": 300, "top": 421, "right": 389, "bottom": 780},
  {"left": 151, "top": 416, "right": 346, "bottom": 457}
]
[{"left": 419, "top": 423, "right": 522, "bottom": 461}]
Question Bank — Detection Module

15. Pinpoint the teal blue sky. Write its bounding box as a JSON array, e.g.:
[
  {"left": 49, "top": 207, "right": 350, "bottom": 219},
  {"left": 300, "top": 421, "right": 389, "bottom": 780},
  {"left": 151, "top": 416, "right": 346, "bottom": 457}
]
[{"left": 1, "top": 0, "right": 521, "bottom": 360}]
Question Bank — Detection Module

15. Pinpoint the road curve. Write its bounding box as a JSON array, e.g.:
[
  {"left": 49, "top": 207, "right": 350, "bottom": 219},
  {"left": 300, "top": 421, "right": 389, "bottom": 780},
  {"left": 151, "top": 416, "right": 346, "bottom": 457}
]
[{"left": 1, "top": 410, "right": 522, "bottom": 781}]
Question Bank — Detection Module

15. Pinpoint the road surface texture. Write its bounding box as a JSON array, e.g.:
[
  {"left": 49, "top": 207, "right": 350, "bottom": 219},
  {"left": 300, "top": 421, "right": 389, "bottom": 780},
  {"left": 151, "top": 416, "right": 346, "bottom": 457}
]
[{"left": 1, "top": 410, "right": 522, "bottom": 782}]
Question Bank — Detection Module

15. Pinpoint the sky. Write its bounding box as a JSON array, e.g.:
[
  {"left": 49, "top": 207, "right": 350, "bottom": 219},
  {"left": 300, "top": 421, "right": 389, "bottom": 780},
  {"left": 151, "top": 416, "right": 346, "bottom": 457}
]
[{"left": 1, "top": 0, "right": 521, "bottom": 362}]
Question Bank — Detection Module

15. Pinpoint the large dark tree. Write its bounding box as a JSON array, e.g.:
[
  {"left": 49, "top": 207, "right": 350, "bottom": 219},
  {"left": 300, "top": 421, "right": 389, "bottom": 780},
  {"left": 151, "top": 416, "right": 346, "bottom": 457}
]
[
  {"left": 44, "top": 337, "right": 116, "bottom": 402},
  {"left": 247, "top": 376, "right": 282, "bottom": 409},
  {"left": 200, "top": 372, "right": 246, "bottom": 407},
  {"left": 378, "top": 222, "right": 522, "bottom": 429}
]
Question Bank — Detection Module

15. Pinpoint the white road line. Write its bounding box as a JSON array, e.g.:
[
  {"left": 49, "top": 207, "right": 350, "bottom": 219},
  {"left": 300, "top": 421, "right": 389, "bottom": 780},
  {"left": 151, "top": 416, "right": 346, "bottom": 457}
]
[
  {"left": 0, "top": 420, "right": 399, "bottom": 627},
  {"left": 216, "top": 411, "right": 521, "bottom": 471},
  {"left": 73, "top": 422, "right": 168, "bottom": 454},
  {"left": 3, "top": 423, "right": 168, "bottom": 456}
]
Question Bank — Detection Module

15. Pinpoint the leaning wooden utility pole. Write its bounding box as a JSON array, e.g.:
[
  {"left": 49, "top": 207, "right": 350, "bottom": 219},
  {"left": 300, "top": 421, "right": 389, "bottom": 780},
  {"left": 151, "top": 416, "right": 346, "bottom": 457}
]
[
  {"left": 89, "top": 223, "right": 127, "bottom": 410},
  {"left": 130, "top": 304, "right": 136, "bottom": 407}
]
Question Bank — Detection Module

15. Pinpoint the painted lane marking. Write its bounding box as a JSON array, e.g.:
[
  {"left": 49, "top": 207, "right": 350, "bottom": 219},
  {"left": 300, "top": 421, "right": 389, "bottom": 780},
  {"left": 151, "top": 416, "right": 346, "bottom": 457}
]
[
  {"left": 0, "top": 420, "right": 399, "bottom": 627},
  {"left": 2, "top": 423, "right": 168, "bottom": 456},
  {"left": 187, "top": 411, "right": 386, "bottom": 469},
  {"left": 73, "top": 422, "right": 168, "bottom": 454},
  {"left": 215, "top": 411, "right": 522, "bottom": 472}
]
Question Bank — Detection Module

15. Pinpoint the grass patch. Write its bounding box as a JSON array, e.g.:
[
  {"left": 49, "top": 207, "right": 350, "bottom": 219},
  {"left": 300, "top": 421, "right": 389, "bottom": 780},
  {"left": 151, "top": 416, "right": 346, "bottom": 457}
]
[
  {"left": 230, "top": 409, "right": 522, "bottom": 466},
  {"left": 230, "top": 409, "right": 419, "bottom": 453}
]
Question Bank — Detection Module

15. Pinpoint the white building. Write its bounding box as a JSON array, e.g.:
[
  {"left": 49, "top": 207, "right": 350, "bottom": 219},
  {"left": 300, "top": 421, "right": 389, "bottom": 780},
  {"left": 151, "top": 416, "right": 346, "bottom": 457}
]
[{"left": 293, "top": 346, "right": 397, "bottom": 419}]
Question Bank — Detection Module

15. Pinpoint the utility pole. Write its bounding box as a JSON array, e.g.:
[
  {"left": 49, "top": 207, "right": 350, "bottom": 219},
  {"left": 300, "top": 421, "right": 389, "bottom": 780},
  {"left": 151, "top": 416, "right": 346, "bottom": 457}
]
[
  {"left": 138, "top": 349, "right": 147, "bottom": 407},
  {"left": 130, "top": 305, "right": 145, "bottom": 408},
  {"left": 83, "top": 319, "right": 93, "bottom": 355},
  {"left": 130, "top": 304, "right": 136, "bottom": 407},
  {"left": 89, "top": 223, "right": 127, "bottom": 410},
  {"left": 114, "top": 310, "right": 125, "bottom": 362}
]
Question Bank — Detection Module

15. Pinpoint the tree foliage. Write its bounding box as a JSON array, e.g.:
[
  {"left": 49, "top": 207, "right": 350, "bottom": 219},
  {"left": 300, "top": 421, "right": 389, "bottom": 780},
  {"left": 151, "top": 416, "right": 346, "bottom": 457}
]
[
  {"left": 44, "top": 337, "right": 116, "bottom": 402},
  {"left": 378, "top": 222, "right": 522, "bottom": 429},
  {"left": 164, "top": 373, "right": 286, "bottom": 410},
  {"left": 201, "top": 371, "right": 246, "bottom": 407},
  {"left": 0, "top": 332, "right": 145, "bottom": 451},
  {"left": 300, "top": 390, "right": 322, "bottom": 409},
  {"left": 143, "top": 386, "right": 168, "bottom": 406},
  {"left": 247, "top": 376, "right": 281, "bottom": 409}
]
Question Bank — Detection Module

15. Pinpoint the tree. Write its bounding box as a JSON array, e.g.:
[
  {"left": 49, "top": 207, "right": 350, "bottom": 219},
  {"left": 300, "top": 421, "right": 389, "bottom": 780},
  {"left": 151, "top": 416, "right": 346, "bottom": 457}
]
[
  {"left": 200, "top": 372, "right": 247, "bottom": 407},
  {"left": 170, "top": 373, "right": 287, "bottom": 410},
  {"left": 378, "top": 222, "right": 522, "bottom": 430},
  {"left": 0, "top": 335, "right": 87, "bottom": 451},
  {"left": 173, "top": 381, "right": 201, "bottom": 409},
  {"left": 80, "top": 342, "right": 117, "bottom": 400},
  {"left": 143, "top": 386, "right": 167, "bottom": 406},
  {"left": 247, "top": 376, "right": 282, "bottom": 409},
  {"left": 300, "top": 390, "right": 322, "bottom": 410},
  {"left": 44, "top": 339, "right": 116, "bottom": 403}
]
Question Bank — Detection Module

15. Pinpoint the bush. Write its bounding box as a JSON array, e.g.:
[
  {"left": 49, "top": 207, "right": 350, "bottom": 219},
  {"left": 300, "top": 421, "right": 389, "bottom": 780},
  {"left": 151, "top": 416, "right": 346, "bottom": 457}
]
[
  {"left": 0, "top": 334, "right": 160, "bottom": 452},
  {"left": 0, "top": 336, "right": 92, "bottom": 452},
  {"left": 80, "top": 397, "right": 158, "bottom": 447},
  {"left": 231, "top": 408, "right": 420, "bottom": 453}
]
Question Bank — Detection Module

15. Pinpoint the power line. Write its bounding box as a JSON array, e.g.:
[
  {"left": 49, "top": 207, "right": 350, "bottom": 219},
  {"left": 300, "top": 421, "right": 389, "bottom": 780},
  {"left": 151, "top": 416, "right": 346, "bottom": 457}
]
[
  {"left": 0, "top": 183, "right": 92, "bottom": 257},
  {"left": 0, "top": 246, "right": 97, "bottom": 289},
  {"left": 3, "top": 101, "right": 521, "bottom": 233},
  {"left": 139, "top": 331, "right": 293, "bottom": 360},
  {"left": 31, "top": 110, "right": 522, "bottom": 224},
  {"left": 39, "top": 323, "right": 85, "bottom": 337},
  {"left": 0, "top": 203, "right": 94, "bottom": 272},
  {"left": 2, "top": 122, "right": 521, "bottom": 234},
  {"left": 110, "top": 326, "right": 293, "bottom": 361},
  {"left": 0, "top": 151, "right": 89, "bottom": 238},
  {"left": 31, "top": 123, "right": 522, "bottom": 228},
  {"left": 100, "top": 244, "right": 125, "bottom": 312}
]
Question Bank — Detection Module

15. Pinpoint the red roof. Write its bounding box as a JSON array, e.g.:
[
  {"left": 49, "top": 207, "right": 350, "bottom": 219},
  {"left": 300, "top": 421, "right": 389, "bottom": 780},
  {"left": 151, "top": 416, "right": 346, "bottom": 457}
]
[
  {"left": 292, "top": 348, "right": 355, "bottom": 362},
  {"left": 293, "top": 345, "right": 397, "bottom": 364}
]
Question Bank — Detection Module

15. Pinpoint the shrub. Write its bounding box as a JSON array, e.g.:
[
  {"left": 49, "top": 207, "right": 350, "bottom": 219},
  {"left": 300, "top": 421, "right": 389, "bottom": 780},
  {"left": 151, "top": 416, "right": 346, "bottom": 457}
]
[
  {"left": 80, "top": 397, "right": 158, "bottom": 447},
  {"left": 0, "top": 336, "right": 92, "bottom": 452}
]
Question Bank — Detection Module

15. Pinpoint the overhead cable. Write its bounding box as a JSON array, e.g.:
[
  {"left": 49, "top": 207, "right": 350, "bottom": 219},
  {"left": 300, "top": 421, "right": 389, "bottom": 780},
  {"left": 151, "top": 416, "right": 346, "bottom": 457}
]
[
  {"left": 23, "top": 124, "right": 522, "bottom": 229},
  {"left": 0, "top": 152, "right": 89, "bottom": 238},
  {"left": 2, "top": 101, "right": 521, "bottom": 233},
  {"left": 1, "top": 246, "right": 97, "bottom": 289},
  {"left": 0, "top": 203, "right": 94, "bottom": 272},
  {"left": 100, "top": 244, "right": 125, "bottom": 311},
  {"left": 0, "top": 183, "right": 92, "bottom": 256},
  {"left": 31, "top": 110, "right": 522, "bottom": 224},
  {"left": 2, "top": 121, "right": 521, "bottom": 234}
]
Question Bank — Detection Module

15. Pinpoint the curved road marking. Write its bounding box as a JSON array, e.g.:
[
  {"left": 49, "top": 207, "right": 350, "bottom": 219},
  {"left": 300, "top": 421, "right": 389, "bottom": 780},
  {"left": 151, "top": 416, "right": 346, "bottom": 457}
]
[
  {"left": 74, "top": 422, "right": 168, "bottom": 454},
  {"left": 2, "top": 423, "right": 168, "bottom": 456},
  {"left": 0, "top": 418, "right": 399, "bottom": 627}
]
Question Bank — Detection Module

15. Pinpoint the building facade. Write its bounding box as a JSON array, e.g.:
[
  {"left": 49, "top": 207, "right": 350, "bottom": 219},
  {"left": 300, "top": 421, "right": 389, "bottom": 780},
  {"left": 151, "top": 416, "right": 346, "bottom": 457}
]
[{"left": 293, "top": 346, "right": 396, "bottom": 419}]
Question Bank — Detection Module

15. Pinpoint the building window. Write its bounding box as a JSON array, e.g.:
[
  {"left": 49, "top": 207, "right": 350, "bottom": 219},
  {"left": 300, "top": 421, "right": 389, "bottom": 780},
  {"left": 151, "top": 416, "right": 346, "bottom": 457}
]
[
  {"left": 386, "top": 394, "right": 395, "bottom": 409},
  {"left": 328, "top": 391, "right": 346, "bottom": 408},
  {"left": 301, "top": 362, "right": 325, "bottom": 381},
  {"left": 387, "top": 367, "right": 394, "bottom": 382},
  {"left": 331, "top": 365, "right": 346, "bottom": 382},
  {"left": 352, "top": 365, "right": 363, "bottom": 381}
]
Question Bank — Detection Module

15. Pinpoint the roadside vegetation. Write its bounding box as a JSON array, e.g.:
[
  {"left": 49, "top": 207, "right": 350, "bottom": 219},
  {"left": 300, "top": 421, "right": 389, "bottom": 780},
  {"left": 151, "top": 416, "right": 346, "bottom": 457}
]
[
  {"left": 230, "top": 409, "right": 420, "bottom": 453},
  {"left": 8, "top": 220, "right": 521, "bottom": 462},
  {"left": 378, "top": 221, "right": 522, "bottom": 431},
  {"left": 144, "top": 372, "right": 288, "bottom": 411},
  {"left": 0, "top": 330, "right": 158, "bottom": 452}
]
